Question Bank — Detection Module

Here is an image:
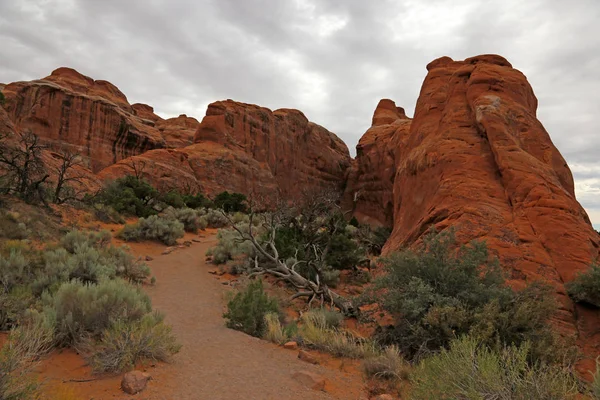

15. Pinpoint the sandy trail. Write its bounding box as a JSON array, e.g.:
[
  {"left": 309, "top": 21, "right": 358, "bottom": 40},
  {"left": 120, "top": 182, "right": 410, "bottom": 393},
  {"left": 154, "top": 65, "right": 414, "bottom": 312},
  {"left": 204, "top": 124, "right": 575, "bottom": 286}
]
[{"left": 138, "top": 235, "right": 366, "bottom": 400}]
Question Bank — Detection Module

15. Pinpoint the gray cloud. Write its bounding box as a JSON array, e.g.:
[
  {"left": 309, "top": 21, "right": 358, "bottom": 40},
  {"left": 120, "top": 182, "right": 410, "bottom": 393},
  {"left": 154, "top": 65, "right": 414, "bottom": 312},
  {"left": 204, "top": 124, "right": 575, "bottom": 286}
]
[{"left": 1, "top": 0, "right": 599, "bottom": 222}]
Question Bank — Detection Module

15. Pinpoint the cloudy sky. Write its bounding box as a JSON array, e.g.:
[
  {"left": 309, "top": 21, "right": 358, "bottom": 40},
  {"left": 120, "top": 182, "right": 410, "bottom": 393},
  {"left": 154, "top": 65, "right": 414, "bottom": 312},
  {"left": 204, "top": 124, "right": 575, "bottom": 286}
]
[{"left": 1, "top": 0, "right": 599, "bottom": 225}]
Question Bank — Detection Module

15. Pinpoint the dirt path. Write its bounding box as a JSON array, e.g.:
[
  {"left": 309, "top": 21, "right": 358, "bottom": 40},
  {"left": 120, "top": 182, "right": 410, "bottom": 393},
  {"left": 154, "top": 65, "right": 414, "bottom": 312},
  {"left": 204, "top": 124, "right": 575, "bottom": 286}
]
[{"left": 137, "top": 235, "right": 366, "bottom": 400}]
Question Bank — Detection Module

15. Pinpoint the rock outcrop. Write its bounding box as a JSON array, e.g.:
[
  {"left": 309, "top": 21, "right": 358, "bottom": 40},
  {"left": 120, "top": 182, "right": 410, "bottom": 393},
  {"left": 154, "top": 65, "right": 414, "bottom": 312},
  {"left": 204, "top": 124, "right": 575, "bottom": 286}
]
[
  {"left": 375, "top": 55, "right": 598, "bottom": 347},
  {"left": 2, "top": 68, "right": 166, "bottom": 172},
  {"left": 342, "top": 99, "right": 411, "bottom": 227},
  {"left": 100, "top": 100, "right": 351, "bottom": 202}
]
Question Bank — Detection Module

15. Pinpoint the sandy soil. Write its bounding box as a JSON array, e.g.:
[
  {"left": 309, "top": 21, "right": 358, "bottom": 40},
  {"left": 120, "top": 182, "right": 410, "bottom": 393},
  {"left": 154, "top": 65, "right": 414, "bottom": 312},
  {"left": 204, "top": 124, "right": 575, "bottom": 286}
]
[{"left": 37, "top": 233, "right": 367, "bottom": 399}]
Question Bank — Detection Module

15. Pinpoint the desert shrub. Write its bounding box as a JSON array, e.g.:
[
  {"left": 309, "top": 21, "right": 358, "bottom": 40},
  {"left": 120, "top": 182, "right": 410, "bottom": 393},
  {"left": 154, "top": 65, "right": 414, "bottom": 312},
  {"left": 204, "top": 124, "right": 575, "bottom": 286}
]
[
  {"left": 118, "top": 215, "right": 184, "bottom": 246},
  {"left": 60, "top": 229, "right": 111, "bottom": 253},
  {"left": 358, "top": 225, "right": 392, "bottom": 255},
  {"left": 182, "top": 193, "right": 212, "bottom": 209},
  {"left": 200, "top": 208, "right": 229, "bottom": 228},
  {"left": 325, "top": 232, "right": 362, "bottom": 270},
  {"left": 59, "top": 244, "right": 116, "bottom": 284},
  {"left": 566, "top": 264, "right": 600, "bottom": 307},
  {"left": 86, "top": 312, "right": 180, "bottom": 373},
  {"left": 0, "top": 210, "right": 30, "bottom": 239},
  {"left": 304, "top": 308, "right": 344, "bottom": 329},
  {"left": 349, "top": 216, "right": 359, "bottom": 227},
  {"left": 36, "top": 235, "right": 149, "bottom": 291},
  {"left": 299, "top": 310, "right": 377, "bottom": 358},
  {"left": 162, "top": 207, "right": 203, "bottom": 233},
  {"left": 92, "top": 203, "right": 125, "bottom": 224},
  {"left": 410, "top": 336, "right": 578, "bottom": 400},
  {"left": 208, "top": 228, "right": 255, "bottom": 265},
  {"left": 95, "top": 175, "right": 159, "bottom": 218},
  {"left": 362, "top": 345, "right": 409, "bottom": 381},
  {"left": 213, "top": 191, "right": 247, "bottom": 213},
  {"left": 0, "top": 91, "right": 5, "bottom": 106},
  {"left": 376, "top": 229, "right": 562, "bottom": 362},
  {"left": 223, "top": 280, "right": 279, "bottom": 337},
  {"left": 44, "top": 279, "right": 151, "bottom": 345},
  {"left": 593, "top": 359, "right": 600, "bottom": 399},
  {"left": 103, "top": 245, "right": 150, "bottom": 284},
  {"left": 263, "top": 312, "right": 288, "bottom": 345},
  {"left": 0, "top": 330, "right": 43, "bottom": 400},
  {"left": 0, "top": 249, "right": 30, "bottom": 293},
  {"left": 160, "top": 190, "right": 185, "bottom": 209}
]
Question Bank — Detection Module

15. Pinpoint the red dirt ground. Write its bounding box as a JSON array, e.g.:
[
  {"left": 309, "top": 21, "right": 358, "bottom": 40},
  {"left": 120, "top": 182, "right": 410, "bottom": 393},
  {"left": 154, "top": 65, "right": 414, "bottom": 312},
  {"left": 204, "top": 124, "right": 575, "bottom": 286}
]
[{"left": 35, "top": 233, "right": 369, "bottom": 399}]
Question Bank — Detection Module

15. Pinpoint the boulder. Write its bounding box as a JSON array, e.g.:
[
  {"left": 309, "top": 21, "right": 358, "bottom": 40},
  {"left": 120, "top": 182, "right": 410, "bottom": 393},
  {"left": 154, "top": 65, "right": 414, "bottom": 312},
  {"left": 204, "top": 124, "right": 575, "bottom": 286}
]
[
  {"left": 292, "top": 370, "right": 326, "bottom": 391},
  {"left": 298, "top": 350, "right": 318, "bottom": 365},
  {"left": 283, "top": 341, "right": 298, "bottom": 350},
  {"left": 121, "top": 370, "right": 151, "bottom": 394}
]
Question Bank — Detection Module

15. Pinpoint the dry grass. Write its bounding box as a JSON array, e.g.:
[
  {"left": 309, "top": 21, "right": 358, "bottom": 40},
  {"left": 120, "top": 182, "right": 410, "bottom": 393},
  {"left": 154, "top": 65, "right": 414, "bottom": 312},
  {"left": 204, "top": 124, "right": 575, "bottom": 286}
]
[
  {"left": 298, "top": 310, "right": 377, "bottom": 359},
  {"left": 263, "top": 313, "right": 288, "bottom": 345},
  {"left": 362, "top": 345, "right": 410, "bottom": 381}
]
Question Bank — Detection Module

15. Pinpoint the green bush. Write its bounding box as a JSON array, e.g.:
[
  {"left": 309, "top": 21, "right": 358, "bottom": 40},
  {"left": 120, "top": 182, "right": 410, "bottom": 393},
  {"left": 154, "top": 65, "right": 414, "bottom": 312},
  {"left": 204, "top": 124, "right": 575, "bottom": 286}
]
[
  {"left": 118, "top": 215, "right": 184, "bottom": 246},
  {"left": 410, "top": 336, "right": 578, "bottom": 400},
  {"left": 95, "top": 176, "right": 159, "bottom": 218},
  {"left": 60, "top": 230, "right": 111, "bottom": 254},
  {"left": 0, "top": 91, "right": 5, "bottom": 106},
  {"left": 376, "top": 229, "right": 561, "bottom": 362},
  {"left": 182, "top": 193, "right": 212, "bottom": 209},
  {"left": 208, "top": 228, "right": 255, "bottom": 265},
  {"left": 213, "top": 191, "right": 247, "bottom": 213},
  {"left": 160, "top": 190, "right": 185, "bottom": 209},
  {"left": 325, "top": 232, "right": 362, "bottom": 270},
  {"left": 92, "top": 203, "right": 125, "bottom": 224},
  {"left": 223, "top": 280, "right": 279, "bottom": 337},
  {"left": 162, "top": 207, "right": 203, "bottom": 233},
  {"left": 86, "top": 312, "right": 180, "bottom": 373},
  {"left": 44, "top": 279, "right": 151, "bottom": 345},
  {"left": 200, "top": 208, "right": 229, "bottom": 228},
  {"left": 566, "top": 264, "right": 600, "bottom": 307}
]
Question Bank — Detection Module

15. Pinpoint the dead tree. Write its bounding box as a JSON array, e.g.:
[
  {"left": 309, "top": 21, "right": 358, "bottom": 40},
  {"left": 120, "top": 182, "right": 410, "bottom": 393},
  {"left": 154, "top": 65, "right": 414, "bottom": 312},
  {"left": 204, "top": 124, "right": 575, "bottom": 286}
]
[
  {"left": 224, "top": 188, "right": 360, "bottom": 315},
  {"left": 0, "top": 131, "right": 49, "bottom": 204},
  {"left": 124, "top": 158, "right": 147, "bottom": 180},
  {"left": 52, "top": 148, "right": 87, "bottom": 204}
]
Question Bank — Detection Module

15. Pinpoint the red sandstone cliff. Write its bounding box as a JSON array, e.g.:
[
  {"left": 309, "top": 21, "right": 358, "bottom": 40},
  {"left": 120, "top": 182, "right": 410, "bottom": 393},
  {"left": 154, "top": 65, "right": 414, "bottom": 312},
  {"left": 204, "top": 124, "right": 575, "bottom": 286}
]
[
  {"left": 98, "top": 100, "right": 351, "bottom": 202},
  {"left": 373, "top": 55, "right": 599, "bottom": 353},
  {"left": 1, "top": 68, "right": 197, "bottom": 173},
  {"left": 342, "top": 99, "right": 411, "bottom": 227}
]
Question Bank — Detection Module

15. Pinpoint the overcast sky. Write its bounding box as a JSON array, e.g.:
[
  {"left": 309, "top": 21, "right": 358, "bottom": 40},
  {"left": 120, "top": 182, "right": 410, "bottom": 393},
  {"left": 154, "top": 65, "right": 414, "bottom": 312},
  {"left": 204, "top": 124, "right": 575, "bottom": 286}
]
[{"left": 1, "top": 0, "right": 599, "bottom": 225}]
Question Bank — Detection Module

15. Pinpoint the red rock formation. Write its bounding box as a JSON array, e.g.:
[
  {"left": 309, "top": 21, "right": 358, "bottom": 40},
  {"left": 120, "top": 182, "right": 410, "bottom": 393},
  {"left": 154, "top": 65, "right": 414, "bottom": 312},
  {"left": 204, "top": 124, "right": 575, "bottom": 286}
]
[
  {"left": 194, "top": 100, "right": 351, "bottom": 197},
  {"left": 342, "top": 99, "right": 411, "bottom": 227},
  {"left": 156, "top": 114, "right": 199, "bottom": 148},
  {"left": 101, "top": 100, "right": 350, "bottom": 202},
  {"left": 380, "top": 55, "right": 599, "bottom": 351},
  {"left": 2, "top": 68, "right": 166, "bottom": 172}
]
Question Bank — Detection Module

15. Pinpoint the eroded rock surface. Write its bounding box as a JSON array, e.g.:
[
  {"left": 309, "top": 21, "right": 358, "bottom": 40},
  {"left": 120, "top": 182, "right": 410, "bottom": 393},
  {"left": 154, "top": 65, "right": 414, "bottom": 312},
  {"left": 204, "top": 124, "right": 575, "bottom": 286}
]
[
  {"left": 378, "top": 55, "right": 599, "bottom": 347},
  {"left": 342, "top": 99, "right": 411, "bottom": 227},
  {"left": 2, "top": 68, "right": 165, "bottom": 172},
  {"left": 100, "top": 100, "right": 351, "bottom": 203}
]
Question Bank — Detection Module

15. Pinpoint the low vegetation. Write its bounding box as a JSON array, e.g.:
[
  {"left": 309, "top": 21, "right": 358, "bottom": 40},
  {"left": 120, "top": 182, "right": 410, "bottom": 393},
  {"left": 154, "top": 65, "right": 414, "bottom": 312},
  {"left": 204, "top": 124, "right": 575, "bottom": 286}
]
[
  {"left": 85, "top": 312, "right": 181, "bottom": 373},
  {"left": 118, "top": 215, "right": 185, "bottom": 246},
  {"left": 374, "top": 229, "right": 567, "bottom": 364},
  {"left": 223, "top": 279, "right": 279, "bottom": 337},
  {"left": 0, "top": 226, "right": 179, "bottom": 389},
  {"left": 410, "top": 336, "right": 578, "bottom": 400},
  {"left": 566, "top": 264, "right": 600, "bottom": 307}
]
